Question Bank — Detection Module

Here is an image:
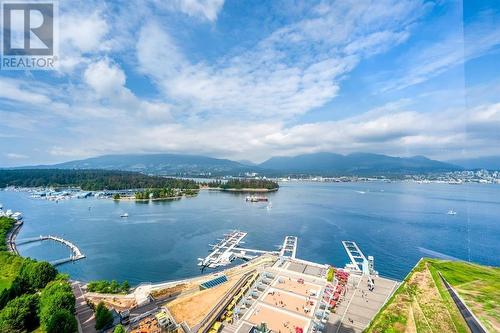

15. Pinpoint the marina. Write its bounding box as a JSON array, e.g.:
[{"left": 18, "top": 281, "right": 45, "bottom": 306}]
[
  {"left": 199, "top": 231, "right": 300, "bottom": 268},
  {"left": 15, "top": 235, "right": 86, "bottom": 266}
]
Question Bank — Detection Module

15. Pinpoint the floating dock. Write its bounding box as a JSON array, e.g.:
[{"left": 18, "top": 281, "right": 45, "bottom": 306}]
[
  {"left": 199, "top": 231, "right": 298, "bottom": 268},
  {"left": 198, "top": 230, "right": 249, "bottom": 268}
]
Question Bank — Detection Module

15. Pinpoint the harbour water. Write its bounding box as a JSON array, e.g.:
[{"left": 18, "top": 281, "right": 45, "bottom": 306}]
[{"left": 1, "top": 182, "right": 499, "bottom": 284}]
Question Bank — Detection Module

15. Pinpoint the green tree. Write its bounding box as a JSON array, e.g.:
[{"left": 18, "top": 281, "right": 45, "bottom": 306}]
[
  {"left": 0, "top": 294, "right": 39, "bottom": 332},
  {"left": 114, "top": 324, "right": 126, "bottom": 333},
  {"left": 39, "top": 281, "right": 76, "bottom": 331},
  {"left": 121, "top": 281, "right": 130, "bottom": 293},
  {"left": 45, "top": 309, "right": 77, "bottom": 333},
  {"left": 113, "top": 193, "right": 121, "bottom": 200},
  {"left": 95, "top": 302, "right": 113, "bottom": 330},
  {"left": 109, "top": 280, "right": 119, "bottom": 293},
  {"left": 17, "top": 260, "right": 57, "bottom": 292}
]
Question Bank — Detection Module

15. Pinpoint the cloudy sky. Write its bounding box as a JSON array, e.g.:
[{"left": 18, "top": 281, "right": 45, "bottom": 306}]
[{"left": 0, "top": 0, "right": 499, "bottom": 166}]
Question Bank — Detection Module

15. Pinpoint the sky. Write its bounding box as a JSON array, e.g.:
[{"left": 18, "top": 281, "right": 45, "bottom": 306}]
[{"left": 0, "top": 0, "right": 499, "bottom": 166}]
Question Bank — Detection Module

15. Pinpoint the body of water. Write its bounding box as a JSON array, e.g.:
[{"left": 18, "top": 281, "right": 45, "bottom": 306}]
[{"left": 1, "top": 182, "right": 499, "bottom": 284}]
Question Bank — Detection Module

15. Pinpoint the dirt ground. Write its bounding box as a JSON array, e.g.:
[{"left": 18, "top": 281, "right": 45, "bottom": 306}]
[
  {"left": 86, "top": 295, "right": 136, "bottom": 311},
  {"left": 151, "top": 283, "right": 189, "bottom": 299},
  {"left": 166, "top": 277, "right": 238, "bottom": 327}
]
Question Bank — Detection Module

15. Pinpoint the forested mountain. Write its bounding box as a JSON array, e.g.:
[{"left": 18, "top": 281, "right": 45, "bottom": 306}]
[
  {"left": 258, "top": 152, "right": 461, "bottom": 175},
  {"left": 23, "top": 154, "right": 251, "bottom": 176},
  {"left": 11, "top": 152, "right": 462, "bottom": 176}
]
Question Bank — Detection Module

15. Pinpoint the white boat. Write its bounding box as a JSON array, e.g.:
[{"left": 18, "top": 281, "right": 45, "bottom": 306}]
[
  {"left": 12, "top": 212, "right": 23, "bottom": 221},
  {"left": 120, "top": 213, "right": 129, "bottom": 218},
  {"left": 447, "top": 210, "right": 457, "bottom": 215},
  {"left": 245, "top": 195, "right": 268, "bottom": 202}
]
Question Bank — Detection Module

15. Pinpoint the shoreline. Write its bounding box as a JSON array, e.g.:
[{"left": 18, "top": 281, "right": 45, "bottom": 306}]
[
  {"left": 203, "top": 187, "right": 279, "bottom": 193},
  {"left": 6, "top": 220, "right": 22, "bottom": 255},
  {"left": 113, "top": 196, "right": 184, "bottom": 202}
]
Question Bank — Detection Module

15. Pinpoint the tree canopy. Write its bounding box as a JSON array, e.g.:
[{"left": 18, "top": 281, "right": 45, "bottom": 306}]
[
  {"left": 39, "top": 281, "right": 76, "bottom": 332},
  {"left": 87, "top": 280, "right": 130, "bottom": 294},
  {"left": 0, "top": 294, "right": 39, "bottom": 333},
  {"left": 95, "top": 302, "right": 113, "bottom": 330},
  {"left": 0, "top": 169, "right": 199, "bottom": 190}
]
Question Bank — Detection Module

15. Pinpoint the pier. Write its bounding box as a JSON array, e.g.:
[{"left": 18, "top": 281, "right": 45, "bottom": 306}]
[
  {"left": 198, "top": 230, "right": 248, "bottom": 268},
  {"left": 16, "top": 235, "right": 86, "bottom": 266},
  {"left": 279, "top": 235, "right": 298, "bottom": 258},
  {"left": 342, "top": 240, "right": 376, "bottom": 275},
  {"left": 199, "top": 231, "right": 298, "bottom": 268}
]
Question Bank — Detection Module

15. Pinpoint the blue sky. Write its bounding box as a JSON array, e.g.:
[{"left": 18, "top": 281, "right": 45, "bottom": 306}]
[{"left": 0, "top": 0, "right": 499, "bottom": 166}]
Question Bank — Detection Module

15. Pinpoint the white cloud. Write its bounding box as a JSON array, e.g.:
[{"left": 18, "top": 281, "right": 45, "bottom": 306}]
[
  {"left": 381, "top": 11, "right": 500, "bottom": 92},
  {"left": 158, "top": 0, "right": 225, "bottom": 22},
  {"left": 84, "top": 59, "right": 127, "bottom": 97},
  {"left": 0, "top": 78, "right": 52, "bottom": 105},
  {"left": 137, "top": 1, "right": 425, "bottom": 120},
  {"left": 6, "top": 153, "right": 29, "bottom": 160}
]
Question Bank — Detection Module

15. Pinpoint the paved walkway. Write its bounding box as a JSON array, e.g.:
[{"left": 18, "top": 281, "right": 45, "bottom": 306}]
[
  {"left": 72, "top": 281, "right": 97, "bottom": 333},
  {"left": 326, "top": 275, "right": 399, "bottom": 333}
]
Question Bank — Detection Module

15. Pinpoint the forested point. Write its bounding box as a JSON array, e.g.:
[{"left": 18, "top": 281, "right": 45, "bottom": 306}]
[{"left": 0, "top": 169, "right": 199, "bottom": 190}]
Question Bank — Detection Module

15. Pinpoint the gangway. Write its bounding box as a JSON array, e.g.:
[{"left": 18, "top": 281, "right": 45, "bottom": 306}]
[
  {"left": 16, "top": 235, "right": 86, "bottom": 266},
  {"left": 279, "top": 236, "right": 297, "bottom": 258},
  {"left": 342, "top": 240, "right": 376, "bottom": 275}
]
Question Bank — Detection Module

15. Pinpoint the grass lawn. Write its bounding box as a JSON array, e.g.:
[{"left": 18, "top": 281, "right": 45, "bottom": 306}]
[
  {"left": 428, "top": 259, "right": 500, "bottom": 332},
  {"left": 0, "top": 217, "right": 24, "bottom": 291},
  {"left": 0, "top": 252, "right": 24, "bottom": 291},
  {"left": 365, "top": 258, "right": 489, "bottom": 333}
]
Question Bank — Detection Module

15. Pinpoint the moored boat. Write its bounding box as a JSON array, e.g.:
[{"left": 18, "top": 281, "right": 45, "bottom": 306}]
[{"left": 245, "top": 195, "right": 268, "bottom": 202}]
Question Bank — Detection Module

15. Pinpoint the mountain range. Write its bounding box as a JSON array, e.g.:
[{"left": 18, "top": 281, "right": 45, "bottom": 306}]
[
  {"left": 448, "top": 156, "right": 500, "bottom": 170},
  {"left": 10, "top": 152, "right": 466, "bottom": 176}
]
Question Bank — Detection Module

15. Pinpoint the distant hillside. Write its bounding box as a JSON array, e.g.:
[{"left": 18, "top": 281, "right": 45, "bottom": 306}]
[
  {"left": 258, "top": 152, "right": 460, "bottom": 175},
  {"left": 15, "top": 152, "right": 462, "bottom": 176},
  {"left": 449, "top": 156, "right": 500, "bottom": 170},
  {"left": 23, "top": 154, "right": 253, "bottom": 176}
]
